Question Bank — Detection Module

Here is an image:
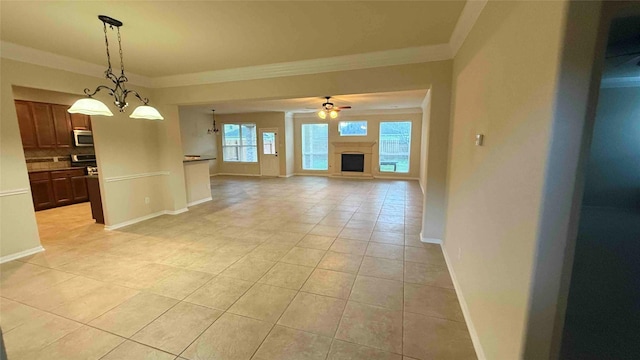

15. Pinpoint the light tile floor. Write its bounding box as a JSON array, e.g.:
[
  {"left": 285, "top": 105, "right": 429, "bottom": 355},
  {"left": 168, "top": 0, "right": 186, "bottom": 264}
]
[{"left": 0, "top": 176, "right": 476, "bottom": 360}]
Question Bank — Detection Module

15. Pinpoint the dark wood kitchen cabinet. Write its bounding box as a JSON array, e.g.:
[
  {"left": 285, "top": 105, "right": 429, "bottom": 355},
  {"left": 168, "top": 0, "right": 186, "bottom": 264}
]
[
  {"left": 15, "top": 101, "right": 38, "bottom": 149},
  {"left": 51, "top": 104, "right": 73, "bottom": 148},
  {"left": 70, "top": 113, "right": 92, "bottom": 130},
  {"left": 29, "top": 169, "right": 88, "bottom": 210},
  {"left": 71, "top": 174, "right": 89, "bottom": 202},
  {"left": 14, "top": 100, "right": 90, "bottom": 150},
  {"left": 51, "top": 172, "right": 73, "bottom": 206},
  {"left": 28, "top": 172, "right": 55, "bottom": 210},
  {"left": 31, "top": 102, "right": 56, "bottom": 149}
]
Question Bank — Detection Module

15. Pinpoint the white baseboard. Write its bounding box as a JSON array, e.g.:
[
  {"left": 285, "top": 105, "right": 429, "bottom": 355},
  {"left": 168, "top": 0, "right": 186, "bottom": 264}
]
[
  {"left": 0, "top": 245, "right": 45, "bottom": 264},
  {"left": 166, "top": 208, "right": 189, "bottom": 215},
  {"left": 293, "top": 172, "right": 329, "bottom": 177},
  {"left": 420, "top": 233, "right": 443, "bottom": 244},
  {"left": 187, "top": 197, "right": 212, "bottom": 207},
  {"left": 105, "top": 208, "right": 188, "bottom": 230},
  {"left": 278, "top": 174, "right": 294, "bottom": 178},
  {"left": 441, "top": 245, "right": 487, "bottom": 360},
  {"left": 215, "top": 173, "right": 261, "bottom": 177},
  {"left": 374, "top": 175, "right": 420, "bottom": 181}
]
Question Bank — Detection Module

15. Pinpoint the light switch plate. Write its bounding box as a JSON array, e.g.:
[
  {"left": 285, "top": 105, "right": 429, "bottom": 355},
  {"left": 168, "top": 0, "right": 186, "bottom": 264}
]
[{"left": 475, "top": 134, "right": 484, "bottom": 146}]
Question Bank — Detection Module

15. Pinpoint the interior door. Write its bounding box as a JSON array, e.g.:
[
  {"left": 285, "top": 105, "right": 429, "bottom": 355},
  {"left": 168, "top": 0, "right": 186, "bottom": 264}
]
[{"left": 260, "top": 129, "right": 279, "bottom": 177}]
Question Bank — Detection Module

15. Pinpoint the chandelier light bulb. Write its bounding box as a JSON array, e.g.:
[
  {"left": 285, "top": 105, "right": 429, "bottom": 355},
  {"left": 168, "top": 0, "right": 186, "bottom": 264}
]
[
  {"left": 318, "top": 110, "right": 327, "bottom": 119},
  {"left": 330, "top": 110, "right": 339, "bottom": 119}
]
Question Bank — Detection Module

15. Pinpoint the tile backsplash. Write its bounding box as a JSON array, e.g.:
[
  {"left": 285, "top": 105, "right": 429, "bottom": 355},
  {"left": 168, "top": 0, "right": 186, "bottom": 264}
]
[{"left": 25, "top": 147, "right": 94, "bottom": 171}]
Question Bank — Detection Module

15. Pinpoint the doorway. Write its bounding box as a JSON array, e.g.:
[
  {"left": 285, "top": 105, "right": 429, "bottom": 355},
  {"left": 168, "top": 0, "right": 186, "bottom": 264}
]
[
  {"left": 559, "top": 13, "right": 640, "bottom": 360},
  {"left": 260, "top": 128, "right": 279, "bottom": 177}
]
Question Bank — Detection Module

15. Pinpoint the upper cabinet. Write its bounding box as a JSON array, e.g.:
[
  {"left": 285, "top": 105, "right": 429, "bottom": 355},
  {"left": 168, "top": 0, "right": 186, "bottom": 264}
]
[
  {"left": 70, "top": 113, "right": 92, "bottom": 130},
  {"left": 14, "top": 100, "right": 91, "bottom": 150},
  {"left": 15, "top": 101, "right": 38, "bottom": 149},
  {"left": 51, "top": 104, "right": 73, "bottom": 148}
]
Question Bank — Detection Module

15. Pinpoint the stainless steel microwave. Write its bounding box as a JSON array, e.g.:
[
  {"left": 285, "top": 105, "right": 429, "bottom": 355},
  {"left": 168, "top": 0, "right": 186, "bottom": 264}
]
[{"left": 73, "top": 130, "right": 94, "bottom": 147}]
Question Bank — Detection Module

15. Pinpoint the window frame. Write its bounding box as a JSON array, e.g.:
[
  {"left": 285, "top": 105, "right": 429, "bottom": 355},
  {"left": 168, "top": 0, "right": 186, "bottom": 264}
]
[
  {"left": 221, "top": 123, "right": 258, "bottom": 163},
  {"left": 378, "top": 121, "right": 412, "bottom": 174},
  {"left": 338, "top": 120, "right": 368, "bottom": 137},
  {"left": 301, "top": 123, "right": 329, "bottom": 171}
]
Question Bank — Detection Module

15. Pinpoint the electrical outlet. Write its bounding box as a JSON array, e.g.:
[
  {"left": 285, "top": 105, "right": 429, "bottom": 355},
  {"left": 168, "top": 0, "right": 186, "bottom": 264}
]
[{"left": 144, "top": 197, "right": 150, "bottom": 205}]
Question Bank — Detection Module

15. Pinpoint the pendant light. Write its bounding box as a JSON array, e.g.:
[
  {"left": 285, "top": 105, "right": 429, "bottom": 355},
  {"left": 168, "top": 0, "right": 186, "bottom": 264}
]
[
  {"left": 68, "top": 15, "right": 163, "bottom": 120},
  {"left": 208, "top": 109, "right": 220, "bottom": 134}
]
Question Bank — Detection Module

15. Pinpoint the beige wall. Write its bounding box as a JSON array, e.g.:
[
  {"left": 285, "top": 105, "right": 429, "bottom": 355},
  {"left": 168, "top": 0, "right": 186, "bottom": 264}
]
[
  {"left": 284, "top": 112, "right": 295, "bottom": 176},
  {"left": 215, "top": 112, "right": 286, "bottom": 176},
  {"left": 293, "top": 111, "right": 422, "bottom": 179},
  {"left": 444, "top": 1, "right": 569, "bottom": 358},
  {"left": 178, "top": 106, "right": 219, "bottom": 175}
]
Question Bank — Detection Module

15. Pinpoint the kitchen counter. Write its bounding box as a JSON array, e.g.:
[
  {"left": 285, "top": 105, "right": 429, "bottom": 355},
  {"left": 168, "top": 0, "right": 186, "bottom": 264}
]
[
  {"left": 28, "top": 167, "right": 86, "bottom": 173},
  {"left": 183, "top": 156, "right": 216, "bottom": 163}
]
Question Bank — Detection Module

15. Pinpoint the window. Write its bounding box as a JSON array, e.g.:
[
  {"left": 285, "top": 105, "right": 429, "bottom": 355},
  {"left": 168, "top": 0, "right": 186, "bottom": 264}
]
[
  {"left": 379, "top": 121, "right": 411, "bottom": 173},
  {"left": 301, "top": 123, "right": 328, "bottom": 170},
  {"left": 338, "top": 121, "right": 367, "bottom": 136},
  {"left": 222, "top": 123, "right": 257, "bottom": 162}
]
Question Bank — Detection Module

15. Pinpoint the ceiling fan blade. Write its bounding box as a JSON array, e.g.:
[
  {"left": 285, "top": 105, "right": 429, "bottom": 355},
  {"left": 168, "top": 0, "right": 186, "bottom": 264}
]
[{"left": 337, "top": 106, "right": 351, "bottom": 110}]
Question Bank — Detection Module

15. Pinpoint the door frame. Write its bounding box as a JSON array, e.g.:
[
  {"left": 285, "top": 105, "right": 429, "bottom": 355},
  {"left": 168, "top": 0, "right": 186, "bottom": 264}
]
[{"left": 259, "top": 128, "right": 279, "bottom": 177}]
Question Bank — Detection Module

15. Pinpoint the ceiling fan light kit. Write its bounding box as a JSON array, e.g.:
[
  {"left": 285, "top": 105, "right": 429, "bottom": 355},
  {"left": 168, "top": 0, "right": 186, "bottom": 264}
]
[
  {"left": 317, "top": 96, "right": 350, "bottom": 119},
  {"left": 68, "top": 15, "right": 164, "bottom": 120}
]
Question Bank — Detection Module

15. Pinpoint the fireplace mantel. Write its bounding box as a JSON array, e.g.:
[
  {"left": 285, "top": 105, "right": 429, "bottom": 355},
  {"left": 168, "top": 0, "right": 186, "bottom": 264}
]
[
  {"left": 331, "top": 142, "right": 376, "bottom": 147},
  {"left": 330, "top": 142, "right": 376, "bottom": 178}
]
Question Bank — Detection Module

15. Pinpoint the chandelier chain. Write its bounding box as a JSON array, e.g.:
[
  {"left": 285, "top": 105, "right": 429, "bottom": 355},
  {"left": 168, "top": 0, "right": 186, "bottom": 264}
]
[
  {"left": 103, "top": 22, "right": 112, "bottom": 75},
  {"left": 117, "top": 26, "right": 125, "bottom": 77}
]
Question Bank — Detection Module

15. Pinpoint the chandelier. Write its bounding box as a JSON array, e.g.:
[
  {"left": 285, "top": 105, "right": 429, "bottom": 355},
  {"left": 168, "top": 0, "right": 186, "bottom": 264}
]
[
  {"left": 208, "top": 109, "right": 220, "bottom": 134},
  {"left": 68, "top": 15, "right": 163, "bottom": 120}
]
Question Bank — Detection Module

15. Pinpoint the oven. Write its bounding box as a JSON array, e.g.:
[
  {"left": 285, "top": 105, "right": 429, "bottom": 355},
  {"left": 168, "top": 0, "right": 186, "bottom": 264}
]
[{"left": 73, "top": 130, "right": 94, "bottom": 147}]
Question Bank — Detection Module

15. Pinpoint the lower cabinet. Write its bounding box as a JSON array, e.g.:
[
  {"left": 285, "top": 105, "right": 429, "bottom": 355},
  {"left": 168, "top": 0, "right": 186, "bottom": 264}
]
[
  {"left": 71, "top": 175, "right": 89, "bottom": 202},
  {"left": 29, "top": 169, "right": 88, "bottom": 211},
  {"left": 29, "top": 172, "right": 55, "bottom": 210}
]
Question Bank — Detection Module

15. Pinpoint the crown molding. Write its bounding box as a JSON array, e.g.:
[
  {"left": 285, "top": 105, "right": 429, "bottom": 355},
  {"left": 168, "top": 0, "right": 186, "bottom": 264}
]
[
  {"left": 449, "top": 0, "right": 488, "bottom": 56},
  {"left": 150, "top": 44, "right": 452, "bottom": 88},
  {"left": 0, "top": 41, "right": 153, "bottom": 88},
  {"left": 600, "top": 76, "right": 640, "bottom": 88},
  {"left": 0, "top": 2, "right": 485, "bottom": 89}
]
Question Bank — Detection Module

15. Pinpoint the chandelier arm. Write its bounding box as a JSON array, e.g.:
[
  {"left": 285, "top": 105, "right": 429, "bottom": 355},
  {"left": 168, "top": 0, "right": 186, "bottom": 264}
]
[
  {"left": 105, "top": 70, "right": 120, "bottom": 84},
  {"left": 84, "top": 85, "right": 115, "bottom": 98},
  {"left": 123, "top": 89, "right": 150, "bottom": 105}
]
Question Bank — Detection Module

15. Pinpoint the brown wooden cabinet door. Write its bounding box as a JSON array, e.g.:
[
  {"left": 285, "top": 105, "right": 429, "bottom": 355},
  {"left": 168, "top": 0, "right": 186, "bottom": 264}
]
[
  {"left": 71, "top": 175, "right": 88, "bottom": 202},
  {"left": 51, "top": 177, "right": 73, "bottom": 205},
  {"left": 30, "top": 179, "right": 55, "bottom": 210},
  {"left": 51, "top": 104, "right": 72, "bottom": 148},
  {"left": 15, "top": 101, "right": 38, "bottom": 149},
  {"left": 70, "top": 113, "right": 92, "bottom": 130},
  {"left": 31, "top": 103, "right": 56, "bottom": 148}
]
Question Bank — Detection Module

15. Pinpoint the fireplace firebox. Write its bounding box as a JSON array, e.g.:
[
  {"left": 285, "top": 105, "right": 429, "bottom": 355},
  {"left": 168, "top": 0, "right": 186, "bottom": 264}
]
[{"left": 341, "top": 154, "right": 365, "bottom": 172}]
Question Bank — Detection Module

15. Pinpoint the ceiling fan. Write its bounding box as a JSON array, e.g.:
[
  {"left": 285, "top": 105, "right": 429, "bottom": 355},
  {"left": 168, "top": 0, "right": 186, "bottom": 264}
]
[{"left": 317, "top": 96, "right": 351, "bottom": 119}]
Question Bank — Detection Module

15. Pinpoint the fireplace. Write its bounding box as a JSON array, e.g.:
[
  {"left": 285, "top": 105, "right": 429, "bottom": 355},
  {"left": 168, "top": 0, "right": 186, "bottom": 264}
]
[{"left": 341, "top": 154, "right": 365, "bottom": 172}]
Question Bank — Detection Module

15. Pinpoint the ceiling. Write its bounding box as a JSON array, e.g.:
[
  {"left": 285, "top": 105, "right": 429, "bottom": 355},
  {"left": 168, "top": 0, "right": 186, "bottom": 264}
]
[
  {"left": 0, "top": 1, "right": 466, "bottom": 77},
  {"left": 180, "top": 89, "right": 428, "bottom": 115}
]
